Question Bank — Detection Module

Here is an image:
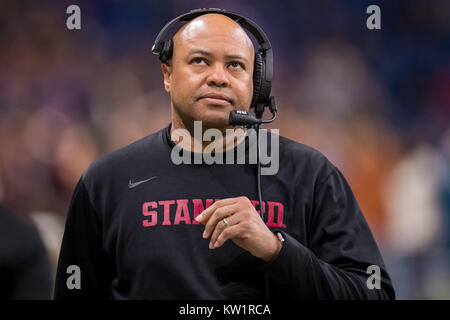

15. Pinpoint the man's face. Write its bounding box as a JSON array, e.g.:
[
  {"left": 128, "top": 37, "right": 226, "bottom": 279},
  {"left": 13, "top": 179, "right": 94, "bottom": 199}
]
[{"left": 162, "top": 14, "right": 255, "bottom": 130}]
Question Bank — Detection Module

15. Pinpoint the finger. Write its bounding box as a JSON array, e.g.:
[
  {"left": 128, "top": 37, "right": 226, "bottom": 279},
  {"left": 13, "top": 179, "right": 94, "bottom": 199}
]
[
  {"left": 209, "top": 213, "right": 240, "bottom": 249},
  {"left": 214, "top": 224, "right": 242, "bottom": 248},
  {"left": 203, "top": 203, "right": 239, "bottom": 239},
  {"left": 195, "top": 198, "right": 236, "bottom": 224}
]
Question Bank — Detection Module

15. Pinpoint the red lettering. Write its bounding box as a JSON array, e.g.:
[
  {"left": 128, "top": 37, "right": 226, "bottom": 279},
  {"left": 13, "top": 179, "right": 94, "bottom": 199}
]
[
  {"left": 142, "top": 201, "right": 157, "bottom": 227},
  {"left": 141, "top": 199, "right": 286, "bottom": 228},
  {"left": 174, "top": 199, "right": 191, "bottom": 225},
  {"left": 250, "top": 200, "right": 266, "bottom": 216},
  {"left": 192, "top": 199, "right": 214, "bottom": 225},
  {"left": 266, "top": 201, "right": 285, "bottom": 228},
  {"left": 158, "top": 200, "right": 175, "bottom": 225}
]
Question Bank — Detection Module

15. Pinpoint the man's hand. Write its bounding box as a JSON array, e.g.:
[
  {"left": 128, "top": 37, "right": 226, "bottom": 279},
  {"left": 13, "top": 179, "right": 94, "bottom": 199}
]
[{"left": 195, "top": 196, "right": 282, "bottom": 262}]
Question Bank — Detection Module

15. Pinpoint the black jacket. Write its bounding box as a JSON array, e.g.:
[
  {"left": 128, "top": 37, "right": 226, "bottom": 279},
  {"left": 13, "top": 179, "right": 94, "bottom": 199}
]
[{"left": 54, "top": 123, "right": 395, "bottom": 299}]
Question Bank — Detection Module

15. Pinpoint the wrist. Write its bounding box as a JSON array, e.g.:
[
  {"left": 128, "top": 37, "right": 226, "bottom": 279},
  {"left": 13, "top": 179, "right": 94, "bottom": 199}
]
[{"left": 262, "top": 232, "right": 284, "bottom": 262}]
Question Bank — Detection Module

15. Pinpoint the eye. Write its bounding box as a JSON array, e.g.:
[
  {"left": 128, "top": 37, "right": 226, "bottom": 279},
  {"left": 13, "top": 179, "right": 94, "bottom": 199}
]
[
  {"left": 229, "top": 61, "right": 244, "bottom": 70},
  {"left": 191, "top": 57, "right": 207, "bottom": 65}
]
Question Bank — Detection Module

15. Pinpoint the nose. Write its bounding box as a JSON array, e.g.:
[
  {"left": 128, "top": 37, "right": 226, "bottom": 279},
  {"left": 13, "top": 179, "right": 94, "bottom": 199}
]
[{"left": 206, "top": 63, "right": 230, "bottom": 88}]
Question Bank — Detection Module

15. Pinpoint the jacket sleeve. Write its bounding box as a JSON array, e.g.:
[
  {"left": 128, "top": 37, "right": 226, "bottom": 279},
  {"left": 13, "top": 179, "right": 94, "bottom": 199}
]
[
  {"left": 53, "top": 177, "right": 112, "bottom": 299},
  {"left": 261, "top": 166, "right": 396, "bottom": 300}
]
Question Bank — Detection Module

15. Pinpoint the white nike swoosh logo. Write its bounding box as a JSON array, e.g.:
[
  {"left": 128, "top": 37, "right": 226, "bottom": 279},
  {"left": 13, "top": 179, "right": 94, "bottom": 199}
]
[{"left": 128, "top": 176, "right": 158, "bottom": 189}]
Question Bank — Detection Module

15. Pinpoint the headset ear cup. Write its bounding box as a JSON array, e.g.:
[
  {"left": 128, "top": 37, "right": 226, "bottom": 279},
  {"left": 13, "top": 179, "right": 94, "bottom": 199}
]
[
  {"left": 250, "top": 52, "right": 264, "bottom": 109},
  {"left": 160, "top": 39, "right": 173, "bottom": 64}
]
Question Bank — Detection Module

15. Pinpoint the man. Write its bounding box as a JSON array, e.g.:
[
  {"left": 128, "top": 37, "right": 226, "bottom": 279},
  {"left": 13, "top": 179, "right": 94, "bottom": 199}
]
[{"left": 54, "top": 12, "right": 395, "bottom": 299}]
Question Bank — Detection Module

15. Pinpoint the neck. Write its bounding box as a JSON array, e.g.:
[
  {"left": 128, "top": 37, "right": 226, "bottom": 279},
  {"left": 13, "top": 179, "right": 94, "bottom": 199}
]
[{"left": 170, "top": 113, "right": 247, "bottom": 153}]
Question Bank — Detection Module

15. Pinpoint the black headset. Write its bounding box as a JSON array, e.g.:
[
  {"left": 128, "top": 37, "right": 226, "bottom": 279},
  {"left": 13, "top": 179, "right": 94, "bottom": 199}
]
[{"left": 151, "top": 7, "right": 276, "bottom": 119}]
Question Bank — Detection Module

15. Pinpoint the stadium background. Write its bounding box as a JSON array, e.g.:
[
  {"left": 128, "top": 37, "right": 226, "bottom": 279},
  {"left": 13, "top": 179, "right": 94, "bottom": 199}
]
[{"left": 0, "top": 0, "right": 449, "bottom": 299}]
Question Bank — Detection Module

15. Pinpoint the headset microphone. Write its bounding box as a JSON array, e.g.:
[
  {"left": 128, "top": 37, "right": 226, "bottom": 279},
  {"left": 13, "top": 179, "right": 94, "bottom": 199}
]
[
  {"left": 229, "top": 97, "right": 277, "bottom": 127},
  {"left": 229, "top": 110, "right": 261, "bottom": 126}
]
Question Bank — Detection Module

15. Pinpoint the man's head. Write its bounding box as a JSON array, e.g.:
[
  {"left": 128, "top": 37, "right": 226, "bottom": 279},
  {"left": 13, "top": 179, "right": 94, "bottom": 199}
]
[{"left": 161, "top": 13, "right": 255, "bottom": 131}]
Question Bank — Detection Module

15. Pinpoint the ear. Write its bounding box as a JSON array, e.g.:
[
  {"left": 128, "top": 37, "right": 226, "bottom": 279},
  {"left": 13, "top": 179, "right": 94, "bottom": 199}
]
[{"left": 161, "top": 62, "right": 172, "bottom": 93}]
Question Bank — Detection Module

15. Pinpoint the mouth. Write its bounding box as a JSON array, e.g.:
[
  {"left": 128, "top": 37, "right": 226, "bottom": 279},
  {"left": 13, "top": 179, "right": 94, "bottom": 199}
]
[{"left": 198, "top": 94, "right": 233, "bottom": 106}]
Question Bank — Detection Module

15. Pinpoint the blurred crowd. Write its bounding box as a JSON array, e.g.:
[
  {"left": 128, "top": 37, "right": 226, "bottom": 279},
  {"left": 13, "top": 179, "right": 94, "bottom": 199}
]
[{"left": 0, "top": 0, "right": 449, "bottom": 299}]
